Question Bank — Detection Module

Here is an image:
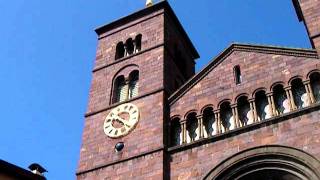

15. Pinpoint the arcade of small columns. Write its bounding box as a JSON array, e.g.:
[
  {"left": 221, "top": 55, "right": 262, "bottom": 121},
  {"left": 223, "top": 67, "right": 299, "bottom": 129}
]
[{"left": 170, "top": 71, "right": 320, "bottom": 146}]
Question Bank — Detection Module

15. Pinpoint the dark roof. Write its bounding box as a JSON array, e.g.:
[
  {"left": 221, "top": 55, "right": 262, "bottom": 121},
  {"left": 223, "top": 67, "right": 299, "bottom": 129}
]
[
  {"left": 95, "top": 0, "right": 199, "bottom": 59},
  {"left": 168, "top": 43, "right": 318, "bottom": 105},
  {"left": 0, "top": 160, "right": 45, "bottom": 180}
]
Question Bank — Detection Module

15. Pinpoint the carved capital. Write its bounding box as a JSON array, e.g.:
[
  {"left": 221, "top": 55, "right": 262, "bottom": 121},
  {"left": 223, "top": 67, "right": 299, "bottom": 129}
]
[{"left": 303, "top": 79, "right": 311, "bottom": 85}]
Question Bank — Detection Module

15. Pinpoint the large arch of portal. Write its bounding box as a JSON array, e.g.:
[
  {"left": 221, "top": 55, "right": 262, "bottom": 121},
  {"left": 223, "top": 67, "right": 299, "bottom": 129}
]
[{"left": 204, "top": 145, "right": 320, "bottom": 180}]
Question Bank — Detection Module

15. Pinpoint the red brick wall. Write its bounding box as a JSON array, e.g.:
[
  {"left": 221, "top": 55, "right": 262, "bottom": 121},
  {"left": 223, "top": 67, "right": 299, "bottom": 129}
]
[
  {"left": 170, "top": 108, "right": 320, "bottom": 179},
  {"left": 77, "top": 151, "right": 164, "bottom": 180},
  {"left": 170, "top": 49, "right": 320, "bottom": 117},
  {"left": 77, "top": 9, "right": 167, "bottom": 179}
]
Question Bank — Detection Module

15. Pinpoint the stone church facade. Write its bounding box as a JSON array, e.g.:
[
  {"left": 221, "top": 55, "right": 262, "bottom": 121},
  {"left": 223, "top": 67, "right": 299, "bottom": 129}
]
[{"left": 77, "top": 0, "right": 320, "bottom": 179}]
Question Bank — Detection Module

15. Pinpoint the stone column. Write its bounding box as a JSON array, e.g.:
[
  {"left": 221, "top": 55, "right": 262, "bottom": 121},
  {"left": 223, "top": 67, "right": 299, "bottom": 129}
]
[
  {"left": 231, "top": 104, "right": 240, "bottom": 128},
  {"left": 285, "top": 86, "right": 297, "bottom": 110},
  {"left": 249, "top": 98, "right": 258, "bottom": 122},
  {"left": 133, "top": 40, "right": 137, "bottom": 53},
  {"left": 124, "top": 45, "right": 128, "bottom": 57},
  {"left": 214, "top": 110, "right": 221, "bottom": 134},
  {"left": 303, "top": 80, "right": 315, "bottom": 104},
  {"left": 268, "top": 92, "right": 277, "bottom": 116},
  {"left": 197, "top": 115, "right": 203, "bottom": 139},
  {"left": 266, "top": 93, "right": 275, "bottom": 117},
  {"left": 180, "top": 120, "right": 187, "bottom": 144}
]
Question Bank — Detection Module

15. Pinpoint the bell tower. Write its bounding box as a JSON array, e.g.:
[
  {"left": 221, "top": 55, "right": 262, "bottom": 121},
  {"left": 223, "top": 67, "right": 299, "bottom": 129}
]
[{"left": 76, "top": 1, "right": 199, "bottom": 179}]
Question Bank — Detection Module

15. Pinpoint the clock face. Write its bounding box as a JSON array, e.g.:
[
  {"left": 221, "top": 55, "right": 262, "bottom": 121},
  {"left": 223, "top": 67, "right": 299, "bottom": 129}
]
[{"left": 104, "top": 103, "right": 140, "bottom": 138}]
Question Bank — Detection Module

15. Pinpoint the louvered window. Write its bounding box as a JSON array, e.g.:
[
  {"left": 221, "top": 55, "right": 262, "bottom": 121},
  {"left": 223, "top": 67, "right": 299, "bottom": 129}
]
[
  {"left": 113, "top": 71, "right": 139, "bottom": 104},
  {"left": 118, "top": 83, "right": 128, "bottom": 102},
  {"left": 128, "top": 70, "right": 139, "bottom": 99},
  {"left": 129, "top": 80, "right": 138, "bottom": 99}
]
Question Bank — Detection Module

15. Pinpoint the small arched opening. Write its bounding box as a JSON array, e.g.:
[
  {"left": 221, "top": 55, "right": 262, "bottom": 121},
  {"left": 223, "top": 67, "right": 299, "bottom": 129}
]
[
  {"left": 255, "top": 90, "right": 271, "bottom": 120},
  {"left": 186, "top": 112, "right": 199, "bottom": 143},
  {"left": 170, "top": 117, "right": 182, "bottom": 146},
  {"left": 202, "top": 107, "right": 216, "bottom": 138},
  {"left": 310, "top": 72, "right": 320, "bottom": 103},
  {"left": 125, "top": 38, "right": 134, "bottom": 56},
  {"left": 220, "top": 101, "right": 234, "bottom": 133},
  {"left": 237, "top": 96, "right": 253, "bottom": 126},
  {"left": 273, "top": 84, "right": 290, "bottom": 114},
  {"left": 135, "top": 34, "right": 142, "bottom": 53},
  {"left": 115, "top": 42, "right": 125, "bottom": 60},
  {"left": 291, "top": 78, "right": 308, "bottom": 108}
]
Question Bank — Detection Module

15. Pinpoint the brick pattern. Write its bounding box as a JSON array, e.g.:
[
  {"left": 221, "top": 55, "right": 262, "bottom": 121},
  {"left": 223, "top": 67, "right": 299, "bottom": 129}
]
[
  {"left": 77, "top": 11, "right": 167, "bottom": 178},
  {"left": 77, "top": 151, "right": 164, "bottom": 180},
  {"left": 170, "top": 51, "right": 320, "bottom": 117}
]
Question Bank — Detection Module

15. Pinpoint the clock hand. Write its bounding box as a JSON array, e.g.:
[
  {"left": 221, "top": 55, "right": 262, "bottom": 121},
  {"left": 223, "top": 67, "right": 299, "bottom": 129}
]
[{"left": 113, "top": 114, "right": 132, "bottom": 127}]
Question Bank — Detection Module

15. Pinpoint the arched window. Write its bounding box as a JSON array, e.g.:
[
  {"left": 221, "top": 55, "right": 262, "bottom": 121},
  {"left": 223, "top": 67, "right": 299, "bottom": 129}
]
[
  {"left": 310, "top": 72, "right": 320, "bottom": 102},
  {"left": 255, "top": 90, "right": 271, "bottom": 120},
  {"left": 125, "top": 38, "right": 134, "bottom": 56},
  {"left": 112, "top": 70, "right": 139, "bottom": 104},
  {"left": 135, "top": 34, "right": 142, "bottom": 53},
  {"left": 186, "top": 112, "right": 199, "bottom": 143},
  {"left": 273, "top": 84, "right": 290, "bottom": 114},
  {"left": 170, "top": 117, "right": 182, "bottom": 146},
  {"left": 113, "top": 76, "right": 127, "bottom": 103},
  {"left": 234, "top": 65, "right": 242, "bottom": 85},
  {"left": 237, "top": 96, "right": 253, "bottom": 126},
  {"left": 220, "top": 102, "right": 235, "bottom": 132},
  {"left": 291, "top": 78, "right": 308, "bottom": 108},
  {"left": 202, "top": 107, "right": 216, "bottom": 138},
  {"left": 128, "top": 70, "right": 139, "bottom": 99},
  {"left": 115, "top": 42, "right": 125, "bottom": 60}
]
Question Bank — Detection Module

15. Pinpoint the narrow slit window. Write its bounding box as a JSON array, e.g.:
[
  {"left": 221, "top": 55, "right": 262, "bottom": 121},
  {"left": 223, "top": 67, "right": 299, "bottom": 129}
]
[
  {"left": 135, "top": 34, "right": 142, "bottom": 53},
  {"left": 126, "top": 38, "right": 134, "bottom": 56},
  {"left": 234, "top": 65, "right": 242, "bottom": 85}
]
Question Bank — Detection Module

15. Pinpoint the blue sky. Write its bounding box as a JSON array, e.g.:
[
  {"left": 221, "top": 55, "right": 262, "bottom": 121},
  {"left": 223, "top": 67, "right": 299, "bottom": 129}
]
[{"left": 0, "top": 0, "right": 311, "bottom": 179}]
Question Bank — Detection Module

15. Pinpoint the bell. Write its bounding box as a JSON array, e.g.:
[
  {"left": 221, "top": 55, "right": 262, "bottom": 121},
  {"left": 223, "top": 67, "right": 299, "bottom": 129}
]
[{"left": 146, "top": 0, "right": 153, "bottom": 7}]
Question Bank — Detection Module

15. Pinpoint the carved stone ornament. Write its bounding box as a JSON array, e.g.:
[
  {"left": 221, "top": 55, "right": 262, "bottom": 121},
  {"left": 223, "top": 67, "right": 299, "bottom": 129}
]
[{"left": 104, "top": 103, "right": 140, "bottom": 138}]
